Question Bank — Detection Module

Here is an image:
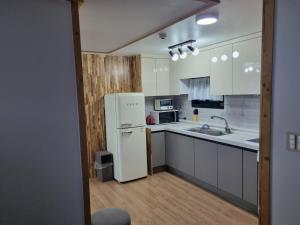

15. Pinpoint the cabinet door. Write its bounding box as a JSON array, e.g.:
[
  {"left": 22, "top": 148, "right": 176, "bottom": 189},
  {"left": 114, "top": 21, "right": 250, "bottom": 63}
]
[
  {"left": 210, "top": 45, "right": 233, "bottom": 95},
  {"left": 165, "top": 132, "right": 178, "bottom": 168},
  {"left": 170, "top": 51, "right": 210, "bottom": 79},
  {"left": 169, "top": 68, "right": 181, "bottom": 95},
  {"left": 156, "top": 59, "right": 170, "bottom": 96},
  {"left": 243, "top": 151, "right": 258, "bottom": 205},
  {"left": 166, "top": 133, "right": 194, "bottom": 176},
  {"left": 194, "top": 139, "right": 218, "bottom": 187},
  {"left": 151, "top": 132, "right": 166, "bottom": 168},
  {"left": 141, "top": 58, "right": 156, "bottom": 96},
  {"left": 218, "top": 145, "right": 243, "bottom": 198},
  {"left": 186, "top": 50, "right": 210, "bottom": 78},
  {"left": 233, "top": 38, "right": 262, "bottom": 95}
]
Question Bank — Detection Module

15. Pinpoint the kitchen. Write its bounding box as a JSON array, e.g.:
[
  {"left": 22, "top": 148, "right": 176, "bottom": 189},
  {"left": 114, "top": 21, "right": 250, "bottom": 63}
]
[
  {"left": 79, "top": 0, "right": 262, "bottom": 224},
  {"left": 3, "top": 0, "right": 300, "bottom": 224}
]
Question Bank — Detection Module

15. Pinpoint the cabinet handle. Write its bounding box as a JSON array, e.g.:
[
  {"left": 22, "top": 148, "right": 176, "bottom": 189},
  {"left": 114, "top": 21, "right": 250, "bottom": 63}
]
[{"left": 122, "top": 131, "right": 133, "bottom": 134}]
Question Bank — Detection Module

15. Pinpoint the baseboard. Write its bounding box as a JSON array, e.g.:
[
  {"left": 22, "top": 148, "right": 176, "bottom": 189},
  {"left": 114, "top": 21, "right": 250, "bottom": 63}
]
[{"left": 166, "top": 166, "right": 258, "bottom": 215}]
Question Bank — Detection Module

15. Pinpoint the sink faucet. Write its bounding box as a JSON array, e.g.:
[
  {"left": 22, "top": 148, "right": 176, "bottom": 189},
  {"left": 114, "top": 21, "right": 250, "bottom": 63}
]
[{"left": 210, "top": 116, "right": 232, "bottom": 134}]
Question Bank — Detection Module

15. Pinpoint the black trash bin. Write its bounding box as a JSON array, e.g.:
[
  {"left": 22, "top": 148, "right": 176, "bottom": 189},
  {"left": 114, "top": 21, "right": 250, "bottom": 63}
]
[{"left": 95, "top": 151, "right": 113, "bottom": 182}]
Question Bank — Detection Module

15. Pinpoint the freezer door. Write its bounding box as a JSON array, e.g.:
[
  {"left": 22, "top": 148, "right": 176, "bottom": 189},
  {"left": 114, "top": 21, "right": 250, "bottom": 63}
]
[
  {"left": 116, "top": 93, "right": 146, "bottom": 128},
  {"left": 118, "top": 127, "right": 147, "bottom": 182}
]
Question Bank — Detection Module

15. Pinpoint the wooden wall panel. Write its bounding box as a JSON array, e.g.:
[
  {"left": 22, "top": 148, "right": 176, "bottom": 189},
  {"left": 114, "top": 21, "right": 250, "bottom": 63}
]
[{"left": 81, "top": 53, "right": 142, "bottom": 177}]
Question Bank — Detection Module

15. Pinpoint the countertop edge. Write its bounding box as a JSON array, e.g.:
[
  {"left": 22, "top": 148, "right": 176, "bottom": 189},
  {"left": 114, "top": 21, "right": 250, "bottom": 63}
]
[{"left": 148, "top": 126, "right": 259, "bottom": 152}]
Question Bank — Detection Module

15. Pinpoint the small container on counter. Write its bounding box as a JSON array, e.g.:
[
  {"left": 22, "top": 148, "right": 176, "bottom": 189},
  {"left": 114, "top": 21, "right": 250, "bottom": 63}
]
[{"left": 192, "top": 109, "right": 200, "bottom": 122}]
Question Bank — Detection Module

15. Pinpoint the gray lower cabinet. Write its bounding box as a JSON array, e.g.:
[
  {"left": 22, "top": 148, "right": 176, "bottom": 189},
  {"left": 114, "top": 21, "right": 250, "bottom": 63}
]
[
  {"left": 166, "top": 132, "right": 194, "bottom": 176},
  {"left": 243, "top": 151, "right": 258, "bottom": 205},
  {"left": 194, "top": 139, "right": 218, "bottom": 187},
  {"left": 164, "top": 132, "right": 258, "bottom": 212},
  {"left": 218, "top": 145, "right": 243, "bottom": 198},
  {"left": 151, "top": 132, "right": 166, "bottom": 168}
]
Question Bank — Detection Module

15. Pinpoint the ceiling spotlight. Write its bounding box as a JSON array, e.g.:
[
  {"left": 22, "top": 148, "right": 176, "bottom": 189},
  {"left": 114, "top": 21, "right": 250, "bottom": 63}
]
[
  {"left": 178, "top": 48, "right": 187, "bottom": 59},
  {"left": 187, "top": 46, "right": 200, "bottom": 56},
  {"left": 172, "top": 53, "right": 179, "bottom": 61},
  {"left": 248, "top": 66, "right": 254, "bottom": 72},
  {"left": 196, "top": 13, "right": 219, "bottom": 25},
  {"left": 169, "top": 50, "right": 179, "bottom": 61},
  {"left": 169, "top": 50, "right": 174, "bottom": 57}
]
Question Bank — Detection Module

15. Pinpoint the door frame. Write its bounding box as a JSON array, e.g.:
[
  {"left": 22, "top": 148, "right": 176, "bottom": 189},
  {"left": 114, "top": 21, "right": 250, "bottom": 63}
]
[
  {"left": 259, "top": 0, "right": 275, "bottom": 224},
  {"left": 70, "top": 0, "right": 91, "bottom": 225},
  {"left": 70, "top": 0, "right": 276, "bottom": 224}
]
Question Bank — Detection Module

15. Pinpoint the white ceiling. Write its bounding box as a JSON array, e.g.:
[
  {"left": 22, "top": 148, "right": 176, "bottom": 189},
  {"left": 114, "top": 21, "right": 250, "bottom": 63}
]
[
  {"left": 113, "top": 0, "right": 263, "bottom": 56},
  {"left": 79, "top": 0, "right": 216, "bottom": 53}
]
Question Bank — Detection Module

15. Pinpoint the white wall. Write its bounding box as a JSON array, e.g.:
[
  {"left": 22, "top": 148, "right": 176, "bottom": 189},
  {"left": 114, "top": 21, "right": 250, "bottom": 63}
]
[
  {"left": 0, "top": 1, "right": 85, "bottom": 225},
  {"left": 271, "top": 0, "right": 300, "bottom": 224}
]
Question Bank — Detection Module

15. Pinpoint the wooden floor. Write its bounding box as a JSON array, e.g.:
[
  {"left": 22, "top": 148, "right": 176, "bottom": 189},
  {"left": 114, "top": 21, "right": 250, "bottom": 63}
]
[{"left": 90, "top": 172, "right": 258, "bottom": 225}]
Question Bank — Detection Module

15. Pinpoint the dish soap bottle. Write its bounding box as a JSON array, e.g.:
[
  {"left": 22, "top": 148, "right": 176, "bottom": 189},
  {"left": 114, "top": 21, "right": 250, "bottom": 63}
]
[{"left": 192, "top": 109, "right": 200, "bottom": 122}]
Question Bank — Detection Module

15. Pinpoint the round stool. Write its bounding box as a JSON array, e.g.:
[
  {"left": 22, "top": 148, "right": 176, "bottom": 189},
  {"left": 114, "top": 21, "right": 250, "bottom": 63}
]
[{"left": 91, "top": 208, "right": 131, "bottom": 225}]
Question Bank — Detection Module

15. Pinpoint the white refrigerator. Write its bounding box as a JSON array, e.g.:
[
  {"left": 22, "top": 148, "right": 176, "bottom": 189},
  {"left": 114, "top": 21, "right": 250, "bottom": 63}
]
[{"left": 104, "top": 93, "right": 148, "bottom": 182}]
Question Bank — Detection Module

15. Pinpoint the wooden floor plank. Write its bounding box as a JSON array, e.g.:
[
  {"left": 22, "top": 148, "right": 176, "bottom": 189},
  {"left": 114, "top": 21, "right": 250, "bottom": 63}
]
[{"left": 90, "top": 172, "right": 258, "bottom": 225}]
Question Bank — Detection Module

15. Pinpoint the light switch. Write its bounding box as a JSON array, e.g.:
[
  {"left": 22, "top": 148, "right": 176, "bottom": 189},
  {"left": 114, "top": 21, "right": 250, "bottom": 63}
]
[
  {"left": 288, "top": 133, "right": 296, "bottom": 150},
  {"left": 297, "top": 135, "right": 300, "bottom": 151}
]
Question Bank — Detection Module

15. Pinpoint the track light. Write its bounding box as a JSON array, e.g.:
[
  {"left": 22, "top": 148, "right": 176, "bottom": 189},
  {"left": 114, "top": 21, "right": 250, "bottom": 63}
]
[
  {"left": 187, "top": 46, "right": 199, "bottom": 56},
  {"left": 178, "top": 48, "right": 187, "bottom": 59}
]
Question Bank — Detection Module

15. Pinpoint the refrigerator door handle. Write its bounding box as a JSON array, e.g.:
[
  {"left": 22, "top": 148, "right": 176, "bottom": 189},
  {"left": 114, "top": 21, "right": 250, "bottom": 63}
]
[
  {"left": 121, "top": 123, "right": 132, "bottom": 126},
  {"left": 122, "top": 131, "right": 133, "bottom": 135}
]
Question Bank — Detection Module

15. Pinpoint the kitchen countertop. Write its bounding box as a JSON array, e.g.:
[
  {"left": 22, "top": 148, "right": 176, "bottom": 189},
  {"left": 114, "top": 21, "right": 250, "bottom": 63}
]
[{"left": 147, "top": 120, "right": 260, "bottom": 152}]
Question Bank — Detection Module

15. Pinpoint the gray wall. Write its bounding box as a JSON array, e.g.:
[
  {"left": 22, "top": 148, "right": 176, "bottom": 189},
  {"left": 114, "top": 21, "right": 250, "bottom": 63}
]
[
  {"left": 0, "top": 1, "right": 85, "bottom": 225},
  {"left": 271, "top": 0, "right": 300, "bottom": 225}
]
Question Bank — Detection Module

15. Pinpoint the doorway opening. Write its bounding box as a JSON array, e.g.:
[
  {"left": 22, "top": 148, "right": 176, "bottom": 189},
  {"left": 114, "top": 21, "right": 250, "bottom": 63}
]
[{"left": 71, "top": 0, "right": 274, "bottom": 224}]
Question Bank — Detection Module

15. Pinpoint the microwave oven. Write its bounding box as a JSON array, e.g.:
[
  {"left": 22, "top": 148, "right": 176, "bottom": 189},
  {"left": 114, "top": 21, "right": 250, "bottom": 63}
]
[
  {"left": 151, "top": 110, "right": 179, "bottom": 124},
  {"left": 154, "top": 99, "right": 174, "bottom": 111}
]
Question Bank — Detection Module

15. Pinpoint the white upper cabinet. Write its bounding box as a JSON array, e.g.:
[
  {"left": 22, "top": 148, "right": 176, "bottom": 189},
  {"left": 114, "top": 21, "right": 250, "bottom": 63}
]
[
  {"left": 210, "top": 45, "right": 233, "bottom": 95},
  {"left": 169, "top": 50, "right": 210, "bottom": 95},
  {"left": 210, "top": 37, "right": 262, "bottom": 95},
  {"left": 145, "top": 34, "right": 262, "bottom": 96},
  {"left": 156, "top": 58, "right": 170, "bottom": 96},
  {"left": 170, "top": 50, "right": 210, "bottom": 79},
  {"left": 141, "top": 57, "right": 156, "bottom": 96},
  {"left": 232, "top": 38, "right": 262, "bottom": 95},
  {"left": 141, "top": 57, "right": 170, "bottom": 96}
]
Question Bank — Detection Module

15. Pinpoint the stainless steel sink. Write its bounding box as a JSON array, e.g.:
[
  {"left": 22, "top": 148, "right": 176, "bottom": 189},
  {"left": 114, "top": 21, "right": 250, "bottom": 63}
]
[{"left": 185, "top": 127, "right": 227, "bottom": 136}]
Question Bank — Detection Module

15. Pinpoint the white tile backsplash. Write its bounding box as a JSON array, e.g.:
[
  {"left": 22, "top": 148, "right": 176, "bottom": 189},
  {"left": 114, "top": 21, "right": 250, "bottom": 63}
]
[
  {"left": 174, "top": 95, "right": 260, "bottom": 131},
  {"left": 145, "top": 96, "right": 155, "bottom": 116},
  {"left": 145, "top": 95, "right": 260, "bottom": 131}
]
